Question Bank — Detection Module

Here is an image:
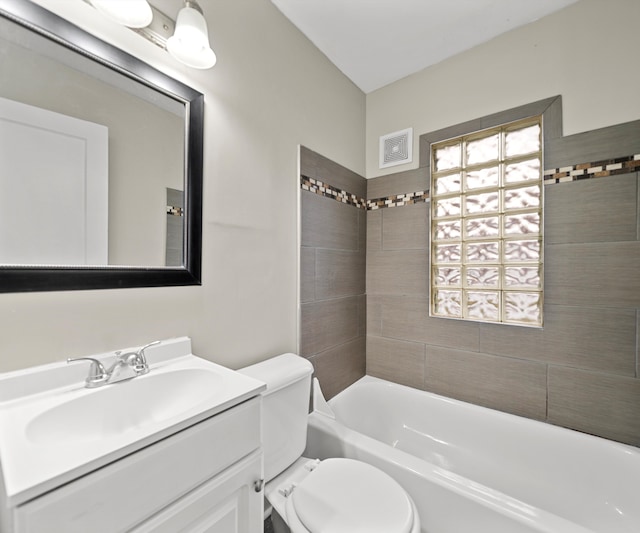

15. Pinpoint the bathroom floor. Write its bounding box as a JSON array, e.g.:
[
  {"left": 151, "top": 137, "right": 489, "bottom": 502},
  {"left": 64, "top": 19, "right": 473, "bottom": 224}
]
[{"left": 264, "top": 516, "right": 274, "bottom": 533}]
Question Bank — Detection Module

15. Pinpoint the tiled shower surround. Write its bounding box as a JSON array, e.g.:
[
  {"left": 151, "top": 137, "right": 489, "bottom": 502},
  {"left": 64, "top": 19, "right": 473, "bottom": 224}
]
[
  {"left": 300, "top": 96, "right": 640, "bottom": 446},
  {"left": 300, "top": 147, "right": 367, "bottom": 400}
]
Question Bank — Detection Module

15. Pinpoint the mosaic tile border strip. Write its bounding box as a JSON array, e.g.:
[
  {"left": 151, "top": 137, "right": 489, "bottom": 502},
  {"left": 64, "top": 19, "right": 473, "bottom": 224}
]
[
  {"left": 367, "top": 191, "right": 430, "bottom": 210},
  {"left": 544, "top": 154, "right": 640, "bottom": 183},
  {"left": 301, "top": 153, "right": 640, "bottom": 211},
  {"left": 166, "top": 205, "right": 184, "bottom": 216},
  {"left": 300, "top": 174, "right": 428, "bottom": 211},
  {"left": 301, "top": 175, "right": 367, "bottom": 209}
]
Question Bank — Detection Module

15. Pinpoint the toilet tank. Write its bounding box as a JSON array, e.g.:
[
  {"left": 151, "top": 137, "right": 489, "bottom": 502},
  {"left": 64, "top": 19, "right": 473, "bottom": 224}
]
[{"left": 239, "top": 353, "right": 313, "bottom": 482}]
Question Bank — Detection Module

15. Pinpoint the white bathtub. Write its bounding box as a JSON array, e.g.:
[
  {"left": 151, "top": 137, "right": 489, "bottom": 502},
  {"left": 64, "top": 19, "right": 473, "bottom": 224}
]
[{"left": 305, "top": 376, "right": 640, "bottom": 533}]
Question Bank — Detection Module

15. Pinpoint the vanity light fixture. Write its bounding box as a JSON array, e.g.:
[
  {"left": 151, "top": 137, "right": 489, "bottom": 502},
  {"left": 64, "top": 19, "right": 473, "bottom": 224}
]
[
  {"left": 89, "top": 0, "right": 153, "bottom": 28},
  {"left": 87, "top": 0, "right": 216, "bottom": 69}
]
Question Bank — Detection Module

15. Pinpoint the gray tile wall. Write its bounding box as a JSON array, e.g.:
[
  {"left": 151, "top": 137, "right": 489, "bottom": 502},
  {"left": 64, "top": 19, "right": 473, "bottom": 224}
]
[
  {"left": 367, "top": 101, "right": 640, "bottom": 447},
  {"left": 165, "top": 188, "right": 184, "bottom": 267},
  {"left": 300, "top": 146, "right": 366, "bottom": 399}
]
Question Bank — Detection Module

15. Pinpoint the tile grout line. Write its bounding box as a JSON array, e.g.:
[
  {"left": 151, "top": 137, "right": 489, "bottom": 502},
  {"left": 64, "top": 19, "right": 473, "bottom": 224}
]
[
  {"left": 545, "top": 364, "right": 550, "bottom": 422},
  {"left": 636, "top": 308, "right": 640, "bottom": 379},
  {"left": 637, "top": 170, "right": 640, "bottom": 242}
]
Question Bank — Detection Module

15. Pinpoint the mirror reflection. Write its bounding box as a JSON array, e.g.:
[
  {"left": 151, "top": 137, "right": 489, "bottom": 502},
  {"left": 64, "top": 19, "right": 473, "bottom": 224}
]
[
  {"left": 0, "top": 8, "right": 186, "bottom": 268},
  {"left": 0, "top": 0, "right": 203, "bottom": 293}
]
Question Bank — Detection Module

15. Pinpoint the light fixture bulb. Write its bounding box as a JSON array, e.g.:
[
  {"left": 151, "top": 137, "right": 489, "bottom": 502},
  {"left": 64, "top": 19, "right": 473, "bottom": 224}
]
[
  {"left": 90, "top": 0, "right": 153, "bottom": 28},
  {"left": 167, "top": 2, "right": 217, "bottom": 69}
]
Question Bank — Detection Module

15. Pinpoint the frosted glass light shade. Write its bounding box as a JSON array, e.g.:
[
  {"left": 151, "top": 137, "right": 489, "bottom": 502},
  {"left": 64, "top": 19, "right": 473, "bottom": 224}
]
[
  {"left": 167, "top": 5, "right": 216, "bottom": 69},
  {"left": 90, "top": 0, "right": 153, "bottom": 28}
]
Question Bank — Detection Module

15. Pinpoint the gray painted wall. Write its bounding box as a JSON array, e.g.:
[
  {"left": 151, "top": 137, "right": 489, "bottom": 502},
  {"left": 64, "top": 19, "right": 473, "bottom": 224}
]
[{"left": 1, "top": 0, "right": 365, "bottom": 374}]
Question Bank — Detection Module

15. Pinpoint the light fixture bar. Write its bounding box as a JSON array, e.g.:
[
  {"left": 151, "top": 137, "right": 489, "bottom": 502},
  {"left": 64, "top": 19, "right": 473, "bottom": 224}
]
[
  {"left": 82, "top": 0, "right": 173, "bottom": 49},
  {"left": 89, "top": 0, "right": 153, "bottom": 28},
  {"left": 132, "top": 5, "right": 175, "bottom": 49},
  {"left": 84, "top": 0, "right": 216, "bottom": 68}
]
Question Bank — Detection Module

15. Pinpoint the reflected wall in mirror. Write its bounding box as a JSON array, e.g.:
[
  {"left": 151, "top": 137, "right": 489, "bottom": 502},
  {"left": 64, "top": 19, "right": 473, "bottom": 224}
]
[{"left": 0, "top": 0, "right": 203, "bottom": 292}]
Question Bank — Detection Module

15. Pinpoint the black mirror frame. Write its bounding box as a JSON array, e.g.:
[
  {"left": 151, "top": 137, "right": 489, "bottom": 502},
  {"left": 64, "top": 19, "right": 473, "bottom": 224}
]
[{"left": 0, "top": 0, "right": 203, "bottom": 293}]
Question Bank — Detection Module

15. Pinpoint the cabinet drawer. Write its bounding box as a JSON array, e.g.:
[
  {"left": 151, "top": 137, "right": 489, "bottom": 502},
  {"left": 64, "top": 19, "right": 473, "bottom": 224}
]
[{"left": 15, "top": 397, "right": 261, "bottom": 533}]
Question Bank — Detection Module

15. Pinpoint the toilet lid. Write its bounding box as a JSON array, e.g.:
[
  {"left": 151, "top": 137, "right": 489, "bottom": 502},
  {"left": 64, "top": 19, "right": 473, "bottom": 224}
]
[{"left": 291, "top": 458, "right": 413, "bottom": 533}]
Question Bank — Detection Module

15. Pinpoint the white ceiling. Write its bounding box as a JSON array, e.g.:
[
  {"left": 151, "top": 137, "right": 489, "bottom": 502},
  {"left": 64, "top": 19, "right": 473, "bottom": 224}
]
[{"left": 269, "top": 0, "right": 579, "bottom": 93}]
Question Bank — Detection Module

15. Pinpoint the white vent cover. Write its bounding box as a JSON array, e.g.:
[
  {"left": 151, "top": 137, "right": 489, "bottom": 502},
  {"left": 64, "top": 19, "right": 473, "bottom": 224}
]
[{"left": 379, "top": 127, "right": 413, "bottom": 169}]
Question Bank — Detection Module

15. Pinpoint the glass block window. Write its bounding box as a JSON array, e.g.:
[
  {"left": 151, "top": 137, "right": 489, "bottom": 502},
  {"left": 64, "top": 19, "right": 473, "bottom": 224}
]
[{"left": 430, "top": 118, "right": 543, "bottom": 327}]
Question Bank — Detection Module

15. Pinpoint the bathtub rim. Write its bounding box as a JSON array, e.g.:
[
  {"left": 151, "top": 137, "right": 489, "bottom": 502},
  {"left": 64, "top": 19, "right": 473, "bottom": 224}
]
[{"left": 324, "top": 374, "right": 640, "bottom": 454}]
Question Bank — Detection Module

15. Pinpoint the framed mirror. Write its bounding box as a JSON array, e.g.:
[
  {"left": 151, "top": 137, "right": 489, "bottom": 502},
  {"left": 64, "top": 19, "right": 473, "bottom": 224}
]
[{"left": 0, "top": 0, "right": 203, "bottom": 292}]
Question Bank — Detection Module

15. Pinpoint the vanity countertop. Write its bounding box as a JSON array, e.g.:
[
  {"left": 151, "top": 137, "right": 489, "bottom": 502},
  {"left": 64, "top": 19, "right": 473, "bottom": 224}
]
[{"left": 0, "top": 337, "right": 265, "bottom": 506}]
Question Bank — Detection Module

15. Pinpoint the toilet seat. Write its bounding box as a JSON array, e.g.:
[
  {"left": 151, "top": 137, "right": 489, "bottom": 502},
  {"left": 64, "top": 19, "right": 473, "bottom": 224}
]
[{"left": 283, "top": 458, "right": 416, "bottom": 533}]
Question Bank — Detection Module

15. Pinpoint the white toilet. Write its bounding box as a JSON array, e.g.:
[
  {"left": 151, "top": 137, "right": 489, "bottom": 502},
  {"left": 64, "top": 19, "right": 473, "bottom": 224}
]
[{"left": 240, "top": 353, "right": 420, "bottom": 533}]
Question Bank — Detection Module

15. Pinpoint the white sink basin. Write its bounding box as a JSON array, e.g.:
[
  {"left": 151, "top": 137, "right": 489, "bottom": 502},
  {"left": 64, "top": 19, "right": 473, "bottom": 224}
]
[
  {"left": 26, "top": 368, "right": 225, "bottom": 444},
  {"left": 0, "top": 337, "right": 265, "bottom": 506}
]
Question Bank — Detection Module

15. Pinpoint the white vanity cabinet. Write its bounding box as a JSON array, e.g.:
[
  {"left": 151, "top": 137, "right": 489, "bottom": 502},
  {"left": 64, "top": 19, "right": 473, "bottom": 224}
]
[{"left": 13, "top": 397, "right": 263, "bottom": 533}]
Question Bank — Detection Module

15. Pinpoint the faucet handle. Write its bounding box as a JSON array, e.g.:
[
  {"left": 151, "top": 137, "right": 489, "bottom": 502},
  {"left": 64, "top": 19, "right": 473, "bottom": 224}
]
[
  {"left": 137, "top": 340, "right": 161, "bottom": 365},
  {"left": 67, "top": 357, "right": 108, "bottom": 388},
  {"left": 120, "top": 340, "right": 161, "bottom": 376}
]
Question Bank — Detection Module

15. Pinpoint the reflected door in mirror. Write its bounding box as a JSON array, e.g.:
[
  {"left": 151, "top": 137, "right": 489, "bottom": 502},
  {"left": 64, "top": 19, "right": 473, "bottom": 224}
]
[{"left": 0, "top": 96, "right": 108, "bottom": 265}]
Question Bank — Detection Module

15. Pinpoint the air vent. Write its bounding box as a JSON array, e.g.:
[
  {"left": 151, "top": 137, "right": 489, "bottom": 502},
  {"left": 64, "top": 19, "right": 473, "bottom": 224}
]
[{"left": 379, "top": 127, "right": 413, "bottom": 169}]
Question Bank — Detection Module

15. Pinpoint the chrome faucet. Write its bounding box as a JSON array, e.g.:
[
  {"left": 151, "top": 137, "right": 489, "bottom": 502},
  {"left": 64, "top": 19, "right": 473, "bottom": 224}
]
[{"left": 67, "top": 340, "right": 161, "bottom": 388}]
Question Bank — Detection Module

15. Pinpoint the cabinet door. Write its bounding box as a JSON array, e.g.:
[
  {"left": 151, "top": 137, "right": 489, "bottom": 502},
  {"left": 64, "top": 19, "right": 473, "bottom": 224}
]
[{"left": 132, "top": 450, "right": 263, "bottom": 533}]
